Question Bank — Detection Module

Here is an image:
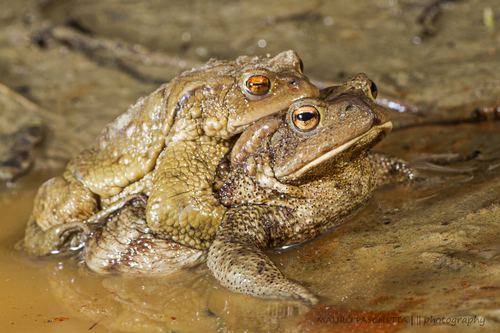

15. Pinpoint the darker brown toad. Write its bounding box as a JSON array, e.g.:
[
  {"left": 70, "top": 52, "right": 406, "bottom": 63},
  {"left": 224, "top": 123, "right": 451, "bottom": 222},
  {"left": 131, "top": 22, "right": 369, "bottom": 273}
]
[{"left": 208, "top": 73, "right": 401, "bottom": 304}]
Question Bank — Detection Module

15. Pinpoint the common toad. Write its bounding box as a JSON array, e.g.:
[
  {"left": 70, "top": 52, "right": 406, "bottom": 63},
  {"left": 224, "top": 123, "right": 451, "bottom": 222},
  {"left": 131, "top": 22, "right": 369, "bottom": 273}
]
[
  {"left": 207, "top": 73, "right": 395, "bottom": 304},
  {"left": 24, "top": 51, "right": 319, "bottom": 256}
]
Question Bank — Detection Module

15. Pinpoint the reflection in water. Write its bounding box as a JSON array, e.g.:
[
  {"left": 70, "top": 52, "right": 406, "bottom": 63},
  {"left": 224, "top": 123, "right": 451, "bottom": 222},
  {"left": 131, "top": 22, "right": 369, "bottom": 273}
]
[
  {"left": 46, "top": 258, "right": 218, "bottom": 332},
  {"left": 45, "top": 255, "right": 311, "bottom": 332}
]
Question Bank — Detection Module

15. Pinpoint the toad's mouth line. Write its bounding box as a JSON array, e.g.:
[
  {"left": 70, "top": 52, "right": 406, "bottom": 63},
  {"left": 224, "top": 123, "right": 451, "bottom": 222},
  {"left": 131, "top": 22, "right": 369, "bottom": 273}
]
[{"left": 282, "top": 121, "right": 393, "bottom": 179}]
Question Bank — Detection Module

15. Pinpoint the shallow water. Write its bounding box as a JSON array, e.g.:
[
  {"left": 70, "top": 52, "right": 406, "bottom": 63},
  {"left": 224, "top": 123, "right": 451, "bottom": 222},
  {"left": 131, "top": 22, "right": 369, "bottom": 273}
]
[
  {"left": 0, "top": 174, "right": 111, "bottom": 332},
  {"left": 3, "top": 125, "right": 500, "bottom": 332},
  {"left": 1, "top": 174, "right": 413, "bottom": 333}
]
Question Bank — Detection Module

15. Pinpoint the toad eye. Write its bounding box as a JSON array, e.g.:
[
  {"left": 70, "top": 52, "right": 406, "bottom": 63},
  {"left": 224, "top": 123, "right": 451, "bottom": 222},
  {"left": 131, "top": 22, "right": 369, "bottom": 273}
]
[
  {"left": 245, "top": 75, "right": 271, "bottom": 95},
  {"left": 292, "top": 105, "right": 320, "bottom": 131},
  {"left": 369, "top": 80, "right": 378, "bottom": 99}
]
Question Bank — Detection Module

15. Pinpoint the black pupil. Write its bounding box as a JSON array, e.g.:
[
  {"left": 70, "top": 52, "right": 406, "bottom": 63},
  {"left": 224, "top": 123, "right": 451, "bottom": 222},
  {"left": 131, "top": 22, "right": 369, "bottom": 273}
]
[
  {"left": 370, "top": 80, "right": 378, "bottom": 96},
  {"left": 297, "top": 112, "right": 317, "bottom": 122}
]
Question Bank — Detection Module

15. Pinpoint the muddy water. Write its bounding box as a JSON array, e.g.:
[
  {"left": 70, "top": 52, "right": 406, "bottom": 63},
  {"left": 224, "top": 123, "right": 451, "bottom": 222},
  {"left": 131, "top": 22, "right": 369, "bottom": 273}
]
[
  {"left": 0, "top": 176, "right": 99, "bottom": 332},
  {"left": 1, "top": 174, "right": 412, "bottom": 333},
  {"left": 3, "top": 123, "right": 500, "bottom": 333},
  {"left": 0, "top": 174, "right": 120, "bottom": 333}
]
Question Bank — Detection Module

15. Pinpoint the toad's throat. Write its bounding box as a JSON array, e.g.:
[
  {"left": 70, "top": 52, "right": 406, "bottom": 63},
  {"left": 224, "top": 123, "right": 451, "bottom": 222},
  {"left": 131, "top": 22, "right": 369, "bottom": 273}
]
[{"left": 282, "top": 121, "right": 393, "bottom": 180}]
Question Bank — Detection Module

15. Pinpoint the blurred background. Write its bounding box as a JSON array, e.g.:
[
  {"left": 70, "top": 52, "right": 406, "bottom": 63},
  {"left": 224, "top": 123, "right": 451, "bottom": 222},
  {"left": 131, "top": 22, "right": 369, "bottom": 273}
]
[{"left": 0, "top": 0, "right": 498, "bottom": 171}]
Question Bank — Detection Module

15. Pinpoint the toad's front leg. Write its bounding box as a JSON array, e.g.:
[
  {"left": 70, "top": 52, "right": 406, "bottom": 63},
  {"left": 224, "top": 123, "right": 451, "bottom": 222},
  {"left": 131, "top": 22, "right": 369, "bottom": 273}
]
[
  {"left": 146, "top": 138, "right": 230, "bottom": 250},
  {"left": 368, "top": 151, "right": 416, "bottom": 187},
  {"left": 207, "top": 206, "right": 318, "bottom": 305}
]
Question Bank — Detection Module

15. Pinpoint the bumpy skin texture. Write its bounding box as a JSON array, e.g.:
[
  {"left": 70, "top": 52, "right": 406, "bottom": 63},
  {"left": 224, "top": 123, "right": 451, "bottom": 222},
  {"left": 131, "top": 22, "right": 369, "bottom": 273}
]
[
  {"left": 25, "top": 70, "right": 416, "bottom": 305},
  {"left": 368, "top": 151, "right": 415, "bottom": 187},
  {"left": 208, "top": 74, "right": 396, "bottom": 304},
  {"left": 25, "top": 51, "right": 319, "bottom": 256},
  {"left": 85, "top": 199, "right": 205, "bottom": 275}
]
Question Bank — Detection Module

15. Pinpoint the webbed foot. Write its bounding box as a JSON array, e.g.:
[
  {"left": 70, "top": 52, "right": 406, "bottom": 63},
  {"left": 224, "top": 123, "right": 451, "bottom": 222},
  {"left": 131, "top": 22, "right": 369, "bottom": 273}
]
[{"left": 24, "top": 214, "right": 89, "bottom": 256}]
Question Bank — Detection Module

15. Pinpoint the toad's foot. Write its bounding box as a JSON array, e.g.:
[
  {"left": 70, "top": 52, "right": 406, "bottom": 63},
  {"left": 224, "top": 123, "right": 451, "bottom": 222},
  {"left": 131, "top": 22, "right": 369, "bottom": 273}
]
[
  {"left": 24, "top": 214, "right": 89, "bottom": 256},
  {"left": 369, "top": 151, "right": 416, "bottom": 187},
  {"left": 85, "top": 200, "right": 205, "bottom": 275},
  {"left": 207, "top": 207, "right": 319, "bottom": 305},
  {"left": 25, "top": 193, "right": 150, "bottom": 257},
  {"left": 87, "top": 193, "right": 148, "bottom": 225}
]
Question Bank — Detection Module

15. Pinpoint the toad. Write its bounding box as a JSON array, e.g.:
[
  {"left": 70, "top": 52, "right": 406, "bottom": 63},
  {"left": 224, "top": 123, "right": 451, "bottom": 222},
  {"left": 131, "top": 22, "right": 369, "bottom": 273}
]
[
  {"left": 24, "top": 51, "right": 319, "bottom": 256},
  {"left": 207, "top": 74, "right": 398, "bottom": 304},
  {"left": 82, "top": 74, "right": 414, "bottom": 304}
]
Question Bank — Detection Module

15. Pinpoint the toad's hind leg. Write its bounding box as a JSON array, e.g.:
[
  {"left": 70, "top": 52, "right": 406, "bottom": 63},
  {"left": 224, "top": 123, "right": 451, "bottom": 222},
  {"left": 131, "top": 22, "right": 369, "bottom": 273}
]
[
  {"left": 32, "top": 172, "right": 99, "bottom": 231},
  {"left": 24, "top": 214, "right": 89, "bottom": 256},
  {"left": 207, "top": 206, "right": 319, "bottom": 305},
  {"left": 25, "top": 172, "right": 99, "bottom": 256},
  {"left": 26, "top": 176, "right": 145, "bottom": 257},
  {"left": 85, "top": 200, "right": 205, "bottom": 275}
]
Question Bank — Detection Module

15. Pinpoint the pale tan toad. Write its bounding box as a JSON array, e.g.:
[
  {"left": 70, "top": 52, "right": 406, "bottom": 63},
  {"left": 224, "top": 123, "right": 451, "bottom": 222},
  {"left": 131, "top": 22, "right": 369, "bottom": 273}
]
[{"left": 24, "top": 51, "right": 319, "bottom": 256}]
